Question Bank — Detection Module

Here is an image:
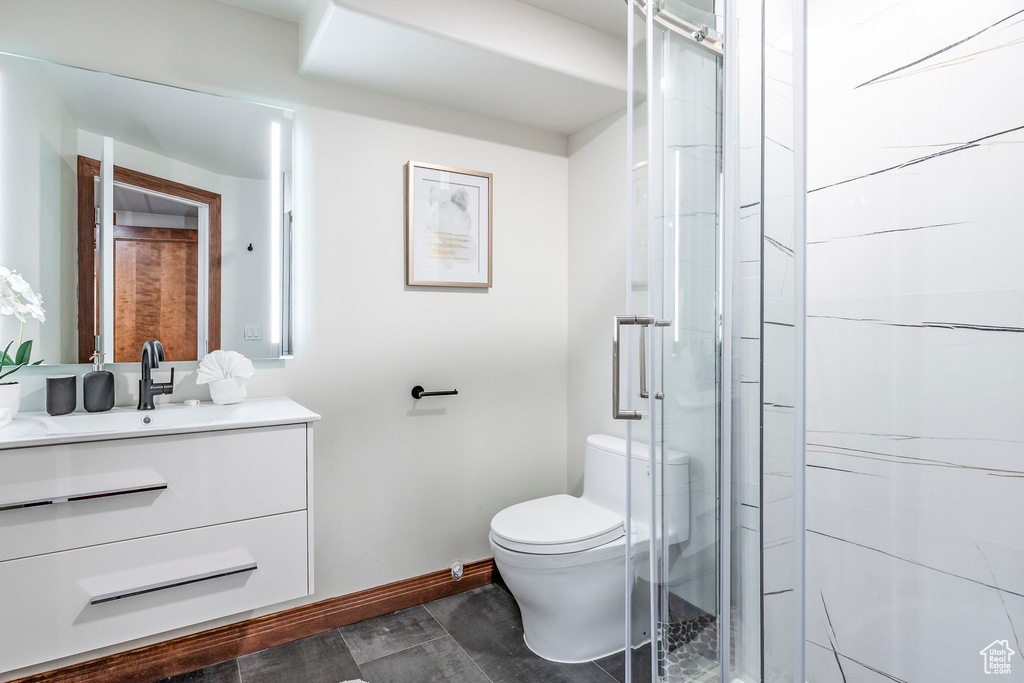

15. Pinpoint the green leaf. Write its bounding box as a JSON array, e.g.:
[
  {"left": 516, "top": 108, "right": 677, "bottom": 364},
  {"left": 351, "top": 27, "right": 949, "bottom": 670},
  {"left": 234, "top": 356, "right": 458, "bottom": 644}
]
[
  {"left": 14, "top": 340, "right": 32, "bottom": 366},
  {"left": 0, "top": 362, "right": 26, "bottom": 381},
  {"left": 0, "top": 341, "right": 12, "bottom": 371}
]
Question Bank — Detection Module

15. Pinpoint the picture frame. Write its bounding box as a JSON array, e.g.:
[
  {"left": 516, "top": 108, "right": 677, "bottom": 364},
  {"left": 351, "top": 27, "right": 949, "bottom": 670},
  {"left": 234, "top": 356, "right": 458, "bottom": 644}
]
[{"left": 405, "top": 161, "right": 492, "bottom": 288}]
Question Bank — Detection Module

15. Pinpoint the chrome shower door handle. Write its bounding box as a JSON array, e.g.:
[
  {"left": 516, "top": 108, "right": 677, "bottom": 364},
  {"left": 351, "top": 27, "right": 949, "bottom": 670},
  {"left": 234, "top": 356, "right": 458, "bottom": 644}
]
[
  {"left": 649, "top": 319, "right": 670, "bottom": 400},
  {"left": 639, "top": 325, "right": 648, "bottom": 399},
  {"left": 638, "top": 321, "right": 670, "bottom": 400},
  {"left": 613, "top": 315, "right": 654, "bottom": 420},
  {"left": 613, "top": 316, "right": 672, "bottom": 419}
]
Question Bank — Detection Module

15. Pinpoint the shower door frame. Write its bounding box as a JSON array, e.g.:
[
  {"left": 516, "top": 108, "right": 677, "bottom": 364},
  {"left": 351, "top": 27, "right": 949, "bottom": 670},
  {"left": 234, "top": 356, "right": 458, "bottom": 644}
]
[{"left": 623, "top": 1, "right": 741, "bottom": 681}]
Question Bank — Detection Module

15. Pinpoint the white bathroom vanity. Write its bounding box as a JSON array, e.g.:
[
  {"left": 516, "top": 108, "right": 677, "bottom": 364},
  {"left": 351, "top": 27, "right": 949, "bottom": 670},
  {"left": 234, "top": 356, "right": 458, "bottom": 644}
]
[{"left": 0, "top": 397, "right": 318, "bottom": 674}]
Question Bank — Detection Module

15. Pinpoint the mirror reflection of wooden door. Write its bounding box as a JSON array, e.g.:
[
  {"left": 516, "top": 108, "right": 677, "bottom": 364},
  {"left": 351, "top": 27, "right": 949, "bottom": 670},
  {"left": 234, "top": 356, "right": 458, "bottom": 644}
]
[
  {"left": 113, "top": 226, "right": 198, "bottom": 363},
  {"left": 77, "top": 156, "right": 221, "bottom": 363}
]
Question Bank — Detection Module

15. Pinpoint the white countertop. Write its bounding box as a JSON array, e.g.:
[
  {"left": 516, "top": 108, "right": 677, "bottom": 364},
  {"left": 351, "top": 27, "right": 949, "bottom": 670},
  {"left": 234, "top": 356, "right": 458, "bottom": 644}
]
[{"left": 0, "top": 397, "right": 320, "bottom": 450}]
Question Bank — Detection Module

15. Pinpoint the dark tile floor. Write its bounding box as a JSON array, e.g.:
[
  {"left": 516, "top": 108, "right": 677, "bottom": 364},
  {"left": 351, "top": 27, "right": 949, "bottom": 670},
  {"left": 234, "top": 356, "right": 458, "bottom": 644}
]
[{"left": 157, "top": 582, "right": 647, "bottom": 683}]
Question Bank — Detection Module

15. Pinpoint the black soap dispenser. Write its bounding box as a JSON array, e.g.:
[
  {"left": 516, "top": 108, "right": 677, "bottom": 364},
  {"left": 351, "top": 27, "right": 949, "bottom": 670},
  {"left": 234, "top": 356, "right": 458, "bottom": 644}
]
[{"left": 84, "top": 350, "right": 115, "bottom": 412}]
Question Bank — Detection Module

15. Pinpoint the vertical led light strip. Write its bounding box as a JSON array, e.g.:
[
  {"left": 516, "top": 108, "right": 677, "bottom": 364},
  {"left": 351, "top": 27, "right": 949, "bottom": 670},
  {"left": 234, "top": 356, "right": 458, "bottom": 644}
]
[
  {"left": 270, "top": 121, "right": 281, "bottom": 346},
  {"left": 100, "top": 137, "right": 115, "bottom": 361},
  {"left": 674, "top": 149, "right": 680, "bottom": 343}
]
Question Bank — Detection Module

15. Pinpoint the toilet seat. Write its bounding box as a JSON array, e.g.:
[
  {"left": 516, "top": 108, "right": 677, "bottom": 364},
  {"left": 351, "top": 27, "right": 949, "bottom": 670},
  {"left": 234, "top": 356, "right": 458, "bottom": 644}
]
[{"left": 490, "top": 494, "right": 624, "bottom": 554}]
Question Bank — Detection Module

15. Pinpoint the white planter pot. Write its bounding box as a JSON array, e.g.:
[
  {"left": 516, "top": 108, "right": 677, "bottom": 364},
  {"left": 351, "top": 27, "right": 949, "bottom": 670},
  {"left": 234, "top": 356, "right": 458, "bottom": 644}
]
[
  {"left": 208, "top": 377, "right": 247, "bottom": 405},
  {"left": 0, "top": 382, "right": 21, "bottom": 428}
]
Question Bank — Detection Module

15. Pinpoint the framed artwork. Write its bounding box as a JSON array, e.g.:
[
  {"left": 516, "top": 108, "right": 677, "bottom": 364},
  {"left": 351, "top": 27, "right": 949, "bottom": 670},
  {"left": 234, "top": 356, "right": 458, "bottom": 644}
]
[{"left": 405, "top": 161, "right": 492, "bottom": 287}]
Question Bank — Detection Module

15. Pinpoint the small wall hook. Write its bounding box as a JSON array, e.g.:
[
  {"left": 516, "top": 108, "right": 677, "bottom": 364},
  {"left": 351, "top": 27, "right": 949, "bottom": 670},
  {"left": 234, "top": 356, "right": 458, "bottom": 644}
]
[{"left": 247, "top": 243, "right": 254, "bottom": 252}]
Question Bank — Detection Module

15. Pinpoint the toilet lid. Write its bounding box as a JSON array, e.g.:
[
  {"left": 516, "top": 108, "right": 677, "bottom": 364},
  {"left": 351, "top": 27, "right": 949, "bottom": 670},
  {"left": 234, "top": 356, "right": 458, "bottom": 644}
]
[{"left": 490, "top": 494, "right": 625, "bottom": 554}]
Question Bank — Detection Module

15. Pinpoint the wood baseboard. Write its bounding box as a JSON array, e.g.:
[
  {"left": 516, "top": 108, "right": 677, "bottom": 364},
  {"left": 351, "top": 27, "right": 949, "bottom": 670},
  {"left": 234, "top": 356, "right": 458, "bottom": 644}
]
[{"left": 12, "top": 558, "right": 496, "bottom": 683}]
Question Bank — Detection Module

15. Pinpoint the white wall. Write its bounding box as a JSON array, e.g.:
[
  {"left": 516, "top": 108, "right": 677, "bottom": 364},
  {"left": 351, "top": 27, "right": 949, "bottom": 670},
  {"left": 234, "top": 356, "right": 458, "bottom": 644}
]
[
  {"left": 566, "top": 113, "right": 627, "bottom": 495},
  {"left": 0, "top": 1, "right": 569, "bottom": 678},
  {"left": 219, "top": 174, "right": 278, "bottom": 358},
  {"left": 292, "top": 101, "right": 569, "bottom": 593},
  {"left": 79, "top": 131, "right": 222, "bottom": 190},
  {"left": 0, "top": 56, "right": 78, "bottom": 366}
]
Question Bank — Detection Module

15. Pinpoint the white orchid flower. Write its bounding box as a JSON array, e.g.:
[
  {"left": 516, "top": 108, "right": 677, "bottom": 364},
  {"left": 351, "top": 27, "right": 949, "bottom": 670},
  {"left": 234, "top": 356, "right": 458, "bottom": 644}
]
[
  {"left": 25, "top": 303, "right": 45, "bottom": 323},
  {"left": 6, "top": 272, "right": 31, "bottom": 294},
  {"left": 0, "top": 293, "right": 17, "bottom": 316},
  {"left": 19, "top": 287, "right": 41, "bottom": 307},
  {"left": 1, "top": 294, "right": 25, "bottom": 321},
  {"left": 0, "top": 266, "right": 46, "bottom": 378},
  {"left": 0, "top": 268, "right": 45, "bottom": 322}
]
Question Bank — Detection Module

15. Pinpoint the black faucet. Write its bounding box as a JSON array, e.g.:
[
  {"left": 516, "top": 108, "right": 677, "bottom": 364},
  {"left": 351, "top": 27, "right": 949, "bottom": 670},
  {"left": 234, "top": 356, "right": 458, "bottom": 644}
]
[{"left": 138, "top": 340, "right": 174, "bottom": 410}]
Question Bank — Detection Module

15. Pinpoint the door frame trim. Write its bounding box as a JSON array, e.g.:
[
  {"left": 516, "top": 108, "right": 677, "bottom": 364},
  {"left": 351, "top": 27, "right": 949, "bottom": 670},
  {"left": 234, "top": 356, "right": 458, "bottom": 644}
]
[{"left": 77, "top": 156, "right": 221, "bottom": 363}]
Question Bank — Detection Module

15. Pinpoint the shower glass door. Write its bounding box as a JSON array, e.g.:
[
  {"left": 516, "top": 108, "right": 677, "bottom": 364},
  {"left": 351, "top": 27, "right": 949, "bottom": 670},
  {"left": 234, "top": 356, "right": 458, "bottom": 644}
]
[{"left": 624, "top": 1, "right": 729, "bottom": 681}]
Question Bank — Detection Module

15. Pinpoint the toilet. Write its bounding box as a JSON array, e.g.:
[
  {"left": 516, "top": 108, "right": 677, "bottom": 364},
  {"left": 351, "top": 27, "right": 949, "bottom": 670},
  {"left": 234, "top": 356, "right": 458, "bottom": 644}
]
[{"left": 489, "top": 434, "right": 690, "bottom": 663}]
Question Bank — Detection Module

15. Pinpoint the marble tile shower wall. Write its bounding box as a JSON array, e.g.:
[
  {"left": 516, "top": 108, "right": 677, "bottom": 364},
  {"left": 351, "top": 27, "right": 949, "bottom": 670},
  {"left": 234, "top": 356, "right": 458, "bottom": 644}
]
[
  {"left": 736, "top": 0, "right": 764, "bottom": 680},
  {"left": 660, "top": 31, "right": 722, "bottom": 618},
  {"left": 760, "top": 0, "right": 800, "bottom": 680},
  {"left": 806, "top": 1, "right": 1024, "bottom": 681}
]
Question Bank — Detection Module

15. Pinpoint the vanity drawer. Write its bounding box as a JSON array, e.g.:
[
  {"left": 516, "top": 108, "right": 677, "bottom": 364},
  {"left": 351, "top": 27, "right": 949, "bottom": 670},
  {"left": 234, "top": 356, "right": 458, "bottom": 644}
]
[
  {"left": 0, "top": 511, "right": 308, "bottom": 674},
  {"left": 0, "top": 424, "right": 308, "bottom": 561}
]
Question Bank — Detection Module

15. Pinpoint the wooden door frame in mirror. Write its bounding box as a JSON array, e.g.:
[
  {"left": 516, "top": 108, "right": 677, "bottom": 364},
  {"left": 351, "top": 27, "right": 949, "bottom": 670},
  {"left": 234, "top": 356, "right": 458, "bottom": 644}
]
[{"left": 77, "top": 156, "right": 222, "bottom": 363}]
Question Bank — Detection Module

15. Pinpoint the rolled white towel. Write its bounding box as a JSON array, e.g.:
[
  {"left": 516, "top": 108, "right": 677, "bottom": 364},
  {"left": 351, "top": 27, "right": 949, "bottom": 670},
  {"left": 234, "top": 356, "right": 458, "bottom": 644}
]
[{"left": 196, "top": 350, "right": 256, "bottom": 385}]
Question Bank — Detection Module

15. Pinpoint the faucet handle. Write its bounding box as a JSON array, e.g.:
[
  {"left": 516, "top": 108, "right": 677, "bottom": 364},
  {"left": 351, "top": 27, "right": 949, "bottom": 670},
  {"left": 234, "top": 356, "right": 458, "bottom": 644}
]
[{"left": 155, "top": 367, "right": 175, "bottom": 394}]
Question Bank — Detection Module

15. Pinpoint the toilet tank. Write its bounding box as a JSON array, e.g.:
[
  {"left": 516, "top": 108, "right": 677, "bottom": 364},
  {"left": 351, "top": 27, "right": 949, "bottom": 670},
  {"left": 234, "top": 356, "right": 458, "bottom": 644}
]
[{"left": 582, "top": 435, "right": 690, "bottom": 544}]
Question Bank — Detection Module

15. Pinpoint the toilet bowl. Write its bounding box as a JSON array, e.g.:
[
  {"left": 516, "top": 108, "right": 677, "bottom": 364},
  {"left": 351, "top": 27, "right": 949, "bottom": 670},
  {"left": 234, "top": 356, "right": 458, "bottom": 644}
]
[{"left": 489, "top": 434, "right": 689, "bottom": 663}]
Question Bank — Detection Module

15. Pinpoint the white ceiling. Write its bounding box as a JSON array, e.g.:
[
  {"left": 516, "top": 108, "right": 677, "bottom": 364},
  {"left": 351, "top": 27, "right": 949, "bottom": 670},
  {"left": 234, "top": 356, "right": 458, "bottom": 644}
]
[
  {"left": 218, "top": 0, "right": 628, "bottom": 135},
  {"left": 219, "top": 0, "right": 627, "bottom": 37},
  {"left": 515, "top": 0, "right": 626, "bottom": 38},
  {"left": 107, "top": 182, "right": 199, "bottom": 217},
  {"left": 217, "top": 0, "right": 310, "bottom": 22},
  {"left": 301, "top": 3, "right": 624, "bottom": 134}
]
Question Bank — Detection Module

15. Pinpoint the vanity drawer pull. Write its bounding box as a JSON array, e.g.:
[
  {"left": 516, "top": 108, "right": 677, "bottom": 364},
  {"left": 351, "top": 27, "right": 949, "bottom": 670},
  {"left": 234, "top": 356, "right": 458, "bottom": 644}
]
[
  {"left": 89, "top": 560, "right": 258, "bottom": 605},
  {"left": 0, "top": 482, "right": 168, "bottom": 512}
]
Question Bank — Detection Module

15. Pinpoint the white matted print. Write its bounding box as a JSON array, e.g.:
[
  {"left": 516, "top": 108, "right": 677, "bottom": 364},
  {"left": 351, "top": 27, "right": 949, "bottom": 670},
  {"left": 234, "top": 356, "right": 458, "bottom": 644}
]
[{"left": 406, "top": 161, "right": 492, "bottom": 287}]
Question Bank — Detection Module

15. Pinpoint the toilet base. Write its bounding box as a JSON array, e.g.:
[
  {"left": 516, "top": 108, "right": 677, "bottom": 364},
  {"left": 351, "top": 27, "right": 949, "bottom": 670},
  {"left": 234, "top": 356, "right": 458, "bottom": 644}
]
[{"left": 491, "top": 534, "right": 643, "bottom": 663}]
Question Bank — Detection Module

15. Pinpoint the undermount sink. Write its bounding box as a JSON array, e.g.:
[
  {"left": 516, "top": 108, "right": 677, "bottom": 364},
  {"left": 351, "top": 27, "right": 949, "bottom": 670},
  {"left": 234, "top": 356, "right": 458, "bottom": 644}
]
[
  {"left": 30, "top": 404, "right": 231, "bottom": 434},
  {"left": 0, "top": 398, "right": 319, "bottom": 449}
]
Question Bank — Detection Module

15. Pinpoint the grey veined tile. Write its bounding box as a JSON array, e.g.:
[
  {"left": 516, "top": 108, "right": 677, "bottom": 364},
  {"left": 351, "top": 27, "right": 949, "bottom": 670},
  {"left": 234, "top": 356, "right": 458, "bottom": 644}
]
[
  {"left": 340, "top": 604, "right": 448, "bottom": 665},
  {"left": 425, "top": 584, "right": 617, "bottom": 683},
  {"left": 156, "top": 660, "right": 240, "bottom": 683},
  {"left": 237, "top": 630, "right": 362, "bottom": 683},
  {"left": 358, "top": 635, "right": 490, "bottom": 683}
]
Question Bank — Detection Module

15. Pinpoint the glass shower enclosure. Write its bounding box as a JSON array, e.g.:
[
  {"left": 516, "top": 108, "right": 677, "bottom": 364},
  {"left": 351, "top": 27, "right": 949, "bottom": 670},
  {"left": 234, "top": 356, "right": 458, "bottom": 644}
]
[
  {"left": 620, "top": 1, "right": 730, "bottom": 681},
  {"left": 617, "top": 1, "right": 805, "bottom": 681}
]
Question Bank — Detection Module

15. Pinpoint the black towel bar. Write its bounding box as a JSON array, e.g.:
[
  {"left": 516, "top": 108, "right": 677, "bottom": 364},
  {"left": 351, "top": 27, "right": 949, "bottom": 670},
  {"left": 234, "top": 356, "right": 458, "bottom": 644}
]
[{"left": 411, "top": 386, "right": 458, "bottom": 399}]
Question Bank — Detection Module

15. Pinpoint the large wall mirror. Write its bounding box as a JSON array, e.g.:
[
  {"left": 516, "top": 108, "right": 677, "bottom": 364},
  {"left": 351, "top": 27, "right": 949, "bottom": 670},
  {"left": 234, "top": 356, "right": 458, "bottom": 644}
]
[{"left": 0, "top": 51, "right": 294, "bottom": 365}]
